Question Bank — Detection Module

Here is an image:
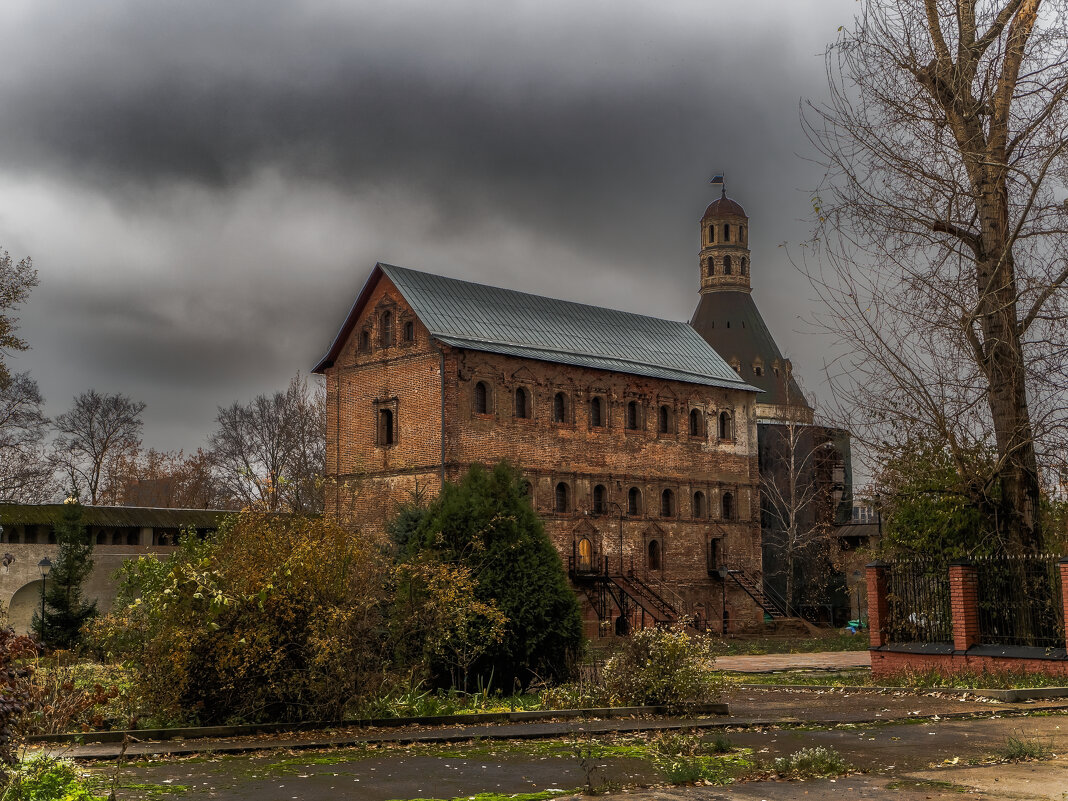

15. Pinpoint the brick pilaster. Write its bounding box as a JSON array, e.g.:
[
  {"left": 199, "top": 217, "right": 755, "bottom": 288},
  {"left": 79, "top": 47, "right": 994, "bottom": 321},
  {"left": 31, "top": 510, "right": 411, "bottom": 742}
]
[
  {"left": 1060, "top": 557, "right": 1068, "bottom": 649},
  {"left": 866, "top": 562, "right": 889, "bottom": 648},
  {"left": 949, "top": 561, "right": 979, "bottom": 652}
]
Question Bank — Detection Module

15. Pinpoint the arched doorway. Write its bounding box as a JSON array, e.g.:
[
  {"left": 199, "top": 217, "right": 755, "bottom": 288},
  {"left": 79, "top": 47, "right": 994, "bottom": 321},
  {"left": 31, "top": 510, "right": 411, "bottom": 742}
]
[{"left": 7, "top": 581, "right": 45, "bottom": 634}]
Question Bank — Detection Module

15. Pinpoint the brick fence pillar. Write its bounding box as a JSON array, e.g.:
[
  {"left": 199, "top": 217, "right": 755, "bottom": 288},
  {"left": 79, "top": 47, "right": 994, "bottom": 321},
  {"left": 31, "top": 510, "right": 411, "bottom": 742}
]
[
  {"left": 949, "top": 560, "right": 979, "bottom": 652},
  {"left": 866, "top": 561, "right": 890, "bottom": 648},
  {"left": 1060, "top": 557, "right": 1068, "bottom": 649}
]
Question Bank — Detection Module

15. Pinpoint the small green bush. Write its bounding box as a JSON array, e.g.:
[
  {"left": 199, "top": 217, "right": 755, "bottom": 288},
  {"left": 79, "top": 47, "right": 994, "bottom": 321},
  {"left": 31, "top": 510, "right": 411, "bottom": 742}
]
[
  {"left": 650, "top": 730, "right": 732, "bottom": 785},
  {"left": 601, "top": 623, "right": 723, "bottom": 708},
  {"left": 999, "top": 735, "right": 1053, "bottom": 762},
  {"left": 1, "top": 757, "right": 106, "bottom": 801},
  {"left": 772, "top": 747, "right": 851, "bottom": 778}
]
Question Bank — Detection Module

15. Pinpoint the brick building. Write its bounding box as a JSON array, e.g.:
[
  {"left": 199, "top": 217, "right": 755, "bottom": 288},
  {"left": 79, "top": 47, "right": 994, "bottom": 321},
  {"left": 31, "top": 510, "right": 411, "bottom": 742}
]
[{"left": 313, "top": 238, "right": 770, "bottom": 633}]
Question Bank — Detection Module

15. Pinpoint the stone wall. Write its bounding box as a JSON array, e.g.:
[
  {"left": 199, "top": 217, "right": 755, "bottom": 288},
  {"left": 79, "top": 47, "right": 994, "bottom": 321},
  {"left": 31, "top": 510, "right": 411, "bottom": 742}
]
[{"left": 0, "top": 543, "right": 176, "bottom": 633}]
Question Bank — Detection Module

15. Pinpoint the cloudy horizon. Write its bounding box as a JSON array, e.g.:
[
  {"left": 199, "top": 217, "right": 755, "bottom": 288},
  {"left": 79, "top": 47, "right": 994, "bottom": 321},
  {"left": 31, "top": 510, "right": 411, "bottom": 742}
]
[{"left": 0, "top": 0, "right": 857, "bottom": 454}]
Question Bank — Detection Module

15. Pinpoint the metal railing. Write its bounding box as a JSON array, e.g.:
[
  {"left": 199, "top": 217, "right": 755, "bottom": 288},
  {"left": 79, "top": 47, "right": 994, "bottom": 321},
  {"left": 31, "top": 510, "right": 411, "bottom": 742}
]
[
  {"left": 884, "top": 558, "right": 953, "bottom": 644},
  {"left": 975, "top": 554, "right": 1065, "bottom": 649}
]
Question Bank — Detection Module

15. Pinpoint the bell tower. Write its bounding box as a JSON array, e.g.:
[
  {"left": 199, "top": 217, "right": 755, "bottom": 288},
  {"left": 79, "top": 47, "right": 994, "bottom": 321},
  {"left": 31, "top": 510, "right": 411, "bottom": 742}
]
[{"left": 698, "top": 189, "right": 751, "bottom": 294}]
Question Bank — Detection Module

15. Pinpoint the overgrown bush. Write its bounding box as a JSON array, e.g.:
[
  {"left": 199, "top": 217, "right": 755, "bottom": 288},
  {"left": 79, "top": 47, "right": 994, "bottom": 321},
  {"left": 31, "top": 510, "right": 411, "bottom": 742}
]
[
  {"left": 600, "top": 623, "right": 723, "bottom": 708},
  {"left": 1, "top": 757, "right": 105, "bottom": 800},
  {"left": 20, "top": 656, "right": 123, "bottom": 735},
  {"left": 0, "top": 627, "right": 37, "bottom": 777},
  {"left": 88, "top": 512, "right": 392, "bottom": 725}
]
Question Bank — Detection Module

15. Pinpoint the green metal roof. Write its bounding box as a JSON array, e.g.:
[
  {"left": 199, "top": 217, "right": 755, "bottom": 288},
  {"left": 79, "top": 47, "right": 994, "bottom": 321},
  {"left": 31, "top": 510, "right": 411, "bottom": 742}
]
[
  {"left": 0, "top": 503, "right": 231, "bottom": 529},
  {"left": 316, "top": 263, "right": 759, "bottom": 392}
]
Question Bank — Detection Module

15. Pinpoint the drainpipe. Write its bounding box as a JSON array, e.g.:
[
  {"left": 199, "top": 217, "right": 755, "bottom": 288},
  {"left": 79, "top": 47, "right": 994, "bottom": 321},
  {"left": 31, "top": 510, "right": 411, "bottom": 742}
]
[{"left": 434, "top": 342, "right": 447, "bottom": 485}]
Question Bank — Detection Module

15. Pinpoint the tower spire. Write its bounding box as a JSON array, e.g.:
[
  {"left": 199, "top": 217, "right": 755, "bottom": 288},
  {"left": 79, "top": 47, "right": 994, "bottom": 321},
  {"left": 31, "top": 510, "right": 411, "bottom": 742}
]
[{"left": 698, "top": 187, "right": 751, "bottom": 295}]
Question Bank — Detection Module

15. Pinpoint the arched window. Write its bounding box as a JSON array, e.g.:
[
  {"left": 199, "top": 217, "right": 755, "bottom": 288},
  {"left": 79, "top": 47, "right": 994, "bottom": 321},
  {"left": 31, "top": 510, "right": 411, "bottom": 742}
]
[
  {"left": 689, "top": 408, "right": 704, "bottom": 437},
  {"left": 723, "top": 223, "right": 730, "bottom": 242},
  {"left": 590, "top": 396, "right": 604, "bottom": 427},
  {"left": 578, "top": 537, "right": 594, "bottom": 572},
  {"left": 626, "top": 401, "right": 639, "bottom": 430},
  {"left": 555, "top": 482, "right": 570, "bottom": 513},
  {"left": 474, "top": 381, "right": 489, "bottom": 414},
  {"left": 661, "top": 488, "right": 675, "bottom": 517},
  {"left": 658, "top": 405, "right": 670, "bottom": 434},
  {"left": 521, "top": 480, "right": 533, "bottom": 497},
  {"left": 628, "top": 486, "right": 642, "bottom": 516},
  {"left": 719, "top": 411, "right": 733, "bottom": 440},
  {"left": 706, "top": 257, "right": 715, "bottom": 276},
  {"left": 593, "top": 484, "right": 607, "bottom": 514},
  {"left": 723, "top": 255, "right": 732, "bottom": 275},
  {"left": 127, "top": 530, "right": 139, "bottom": 545},
  {"left": 380, "top": 310, "right": 393, "bottom": 346},
  {"left": 708, "top": 225, "right": 715, "bottom": 242},
  {"left": 96, "top": 532, "right": 106, "bottom": 545},
  {"left": 379, "top": 408, "right": 394, "bottom": 446},
  {"left": 693, "top": 490, "right": 706, "bottom": 519},
  {"left": 648, "top": 539, "right": 662, "bottom": 571},
  {"left": 360, "top": 329, "right": 371, "bottom": 352},
  {"left": 111, "top": 530, "right": 122, "bottom": 545},
  {"left": 404, "top": 320, "right": 415, "bottom": 341},
  {"left": 553, "top": 392, "right": 567, "bottom": 423},
  {"left": 722, "top": 491, "right": 734, "bottom": 521},
  {"left": 515, "top": 387, "right": 529, "bottom": 419},
  {"left": 741, "top": 257, "right": 748, "bottom": 276}
]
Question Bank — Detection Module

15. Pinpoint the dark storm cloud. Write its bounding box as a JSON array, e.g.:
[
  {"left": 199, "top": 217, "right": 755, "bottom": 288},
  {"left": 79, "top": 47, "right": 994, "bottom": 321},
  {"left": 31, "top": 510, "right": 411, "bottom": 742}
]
[{"left": 0, "top": 0, "right": 856, "bottom": 452}]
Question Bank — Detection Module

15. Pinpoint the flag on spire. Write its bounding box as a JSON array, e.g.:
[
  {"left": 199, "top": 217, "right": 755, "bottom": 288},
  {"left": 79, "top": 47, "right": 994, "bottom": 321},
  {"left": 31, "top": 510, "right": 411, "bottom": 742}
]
[{"left": 709, "top": 174, "right": 724, "bottom": 185}]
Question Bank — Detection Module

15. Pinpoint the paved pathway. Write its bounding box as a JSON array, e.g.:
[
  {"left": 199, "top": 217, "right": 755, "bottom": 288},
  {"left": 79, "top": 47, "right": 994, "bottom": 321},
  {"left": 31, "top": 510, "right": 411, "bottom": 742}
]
[{"left": 714, "top": 650, "right": 870, "bottom": 672}]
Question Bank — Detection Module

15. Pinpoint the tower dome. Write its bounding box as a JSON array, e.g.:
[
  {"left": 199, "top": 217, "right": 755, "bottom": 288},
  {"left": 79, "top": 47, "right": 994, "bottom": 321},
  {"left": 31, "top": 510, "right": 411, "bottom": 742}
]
[{"left": 698, "top": 192, "right": 751, "bottom": 294}]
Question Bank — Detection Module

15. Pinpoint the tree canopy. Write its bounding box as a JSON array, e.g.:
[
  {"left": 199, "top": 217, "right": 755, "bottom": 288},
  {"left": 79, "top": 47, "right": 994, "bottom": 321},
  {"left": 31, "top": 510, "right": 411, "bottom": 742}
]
[{"left": 805, "top": 0, "right": 1068, "bottom": 553}]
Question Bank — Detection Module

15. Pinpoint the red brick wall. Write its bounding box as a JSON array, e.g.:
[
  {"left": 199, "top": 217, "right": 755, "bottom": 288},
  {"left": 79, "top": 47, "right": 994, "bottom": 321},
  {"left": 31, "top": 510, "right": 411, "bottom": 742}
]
[
  {"left": 871, "top": 649, "right": 1068, "bottom": 678},
  {"left": 322, "top": 273, "right": 765, "bottom": 629}
]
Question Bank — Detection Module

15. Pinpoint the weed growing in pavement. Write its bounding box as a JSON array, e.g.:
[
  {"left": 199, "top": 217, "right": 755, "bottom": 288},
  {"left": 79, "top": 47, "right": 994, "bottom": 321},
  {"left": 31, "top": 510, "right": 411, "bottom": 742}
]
[
  {"left": 997, "top": 734, "right": 1054, "bottom": 762},
  {"left": 771, "top": 746, "right": 852, "bottom": 778},
  {"left": 648, "top": 729, "right": 750, "bottom": 785}
]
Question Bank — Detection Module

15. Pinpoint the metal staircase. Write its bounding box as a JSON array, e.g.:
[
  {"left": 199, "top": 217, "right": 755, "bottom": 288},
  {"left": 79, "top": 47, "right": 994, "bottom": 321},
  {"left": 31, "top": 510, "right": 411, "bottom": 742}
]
[
  {"left": 727, "top": 568, "right": 788, "bottom": 619},
  {"left": 569, "top": 556, "right": 679, "bottom": 631}
]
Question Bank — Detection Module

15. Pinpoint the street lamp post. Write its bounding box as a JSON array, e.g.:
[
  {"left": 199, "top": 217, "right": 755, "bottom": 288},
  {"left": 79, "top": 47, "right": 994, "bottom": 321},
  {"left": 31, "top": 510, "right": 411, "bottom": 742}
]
[{"left": 37, "top": 556, "right": 52, "bottom": 636}]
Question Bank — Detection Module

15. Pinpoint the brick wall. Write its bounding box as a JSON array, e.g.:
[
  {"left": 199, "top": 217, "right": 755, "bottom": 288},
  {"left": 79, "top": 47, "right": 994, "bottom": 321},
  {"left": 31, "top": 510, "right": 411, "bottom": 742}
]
[{"left": 322, "top": 273, "right": 766, "bottom": 630}]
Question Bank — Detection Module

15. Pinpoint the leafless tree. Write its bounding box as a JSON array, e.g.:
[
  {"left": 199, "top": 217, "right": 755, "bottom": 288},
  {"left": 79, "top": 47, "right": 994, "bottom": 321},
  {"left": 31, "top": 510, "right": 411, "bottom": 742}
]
[
  {"left": 760, "top": 378, "right": 846, "bottom": 610},
  {"left": 0, "top": 249, "right": 38, "bottom": 388},
  {"left": 99, "top": 446, "right": 235, "bottom": 509},
  {"left": 52, "top": 390, "right": 146, "bottom": 504},
  {"left": 803, "top": 0, "right": 1068, "bottom": 552},
  {"left": 0, "top": 372, "right": 54, "bottom": 502},
  {"left": 209, "top": 373, "right": 325, "bottom": 513}
]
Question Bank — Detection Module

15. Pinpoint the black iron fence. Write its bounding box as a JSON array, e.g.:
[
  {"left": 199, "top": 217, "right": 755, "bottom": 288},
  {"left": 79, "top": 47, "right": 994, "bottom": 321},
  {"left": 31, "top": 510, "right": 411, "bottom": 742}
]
[
  {"left": 884, "top": 559, "right": 953, "bottom": 644},
  {"left": 974, "top": 554, "right": 1065, "bottom": 649}
]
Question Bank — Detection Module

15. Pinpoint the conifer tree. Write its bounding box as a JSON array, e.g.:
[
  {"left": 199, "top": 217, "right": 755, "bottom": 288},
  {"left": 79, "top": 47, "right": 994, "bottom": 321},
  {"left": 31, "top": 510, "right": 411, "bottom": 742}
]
[
  {"left": 407, "top": 462, "right": 583, "bottom": 689},
  {"left": 33, "top": 492, "right": 97, "bottom": 650}
]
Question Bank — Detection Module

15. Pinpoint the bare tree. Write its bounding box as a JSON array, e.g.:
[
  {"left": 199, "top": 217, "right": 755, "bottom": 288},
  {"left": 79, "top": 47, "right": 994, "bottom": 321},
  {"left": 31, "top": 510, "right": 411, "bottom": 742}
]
[
  {"left": 804, "top": 0, "right": 1068, "bottom": 551},
  {"left": 100, "top": 446, "right": 234, "bottom": 509},
  {"left": 0, "top": 372, "right": 54, "bottom": 502},
  {"left": 53, "top": 390, "right": 146, "bottom": 504},
  {"left": 209, "top": 373, "right": 325, "bottom": 513},
  {"left": 0, "top": 249, "right": 38, "bottom": 388},
  {"left": 760, "top": 378, "right": 847, "bottom": 610}
]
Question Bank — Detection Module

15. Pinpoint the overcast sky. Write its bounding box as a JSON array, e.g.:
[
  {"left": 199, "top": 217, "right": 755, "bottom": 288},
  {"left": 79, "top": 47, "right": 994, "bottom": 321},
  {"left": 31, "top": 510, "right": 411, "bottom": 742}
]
[{"left": 0, "top": 0, "right": 857, "bottom": 453}]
